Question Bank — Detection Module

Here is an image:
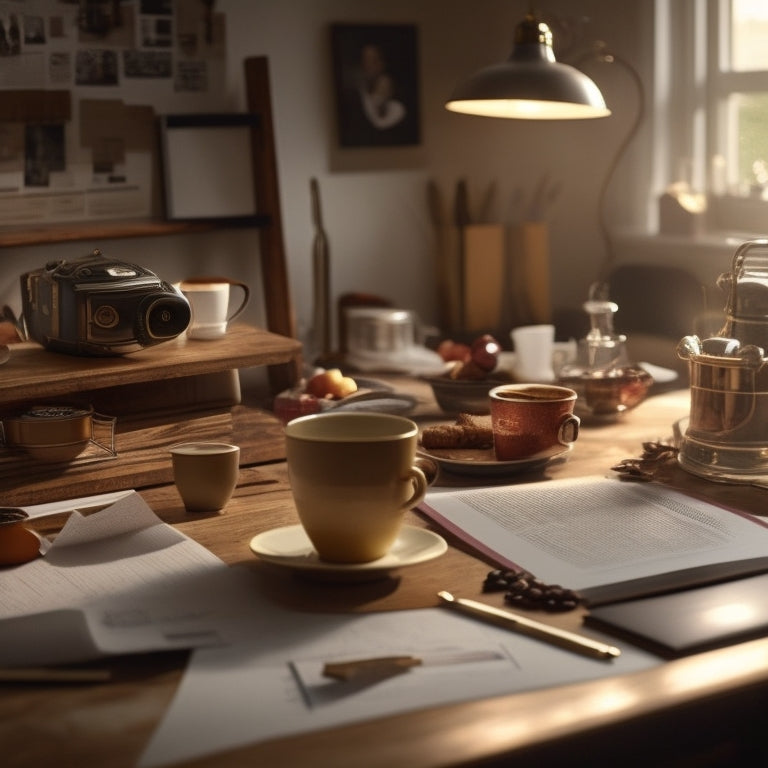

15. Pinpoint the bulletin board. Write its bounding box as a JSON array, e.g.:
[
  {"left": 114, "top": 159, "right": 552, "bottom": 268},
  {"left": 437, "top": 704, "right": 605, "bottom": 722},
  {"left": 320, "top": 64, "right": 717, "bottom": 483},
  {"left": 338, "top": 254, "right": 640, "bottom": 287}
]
[{"left": 0, "top": 0, "right": 231, "bottom": 226}]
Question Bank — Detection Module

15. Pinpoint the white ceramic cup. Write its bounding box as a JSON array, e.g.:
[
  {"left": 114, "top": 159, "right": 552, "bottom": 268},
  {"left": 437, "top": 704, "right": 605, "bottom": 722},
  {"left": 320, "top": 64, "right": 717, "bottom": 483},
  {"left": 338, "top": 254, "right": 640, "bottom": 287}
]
[
  {"left": 178, "top": 278, "right": 250, "bottom": 340},
  {"left": 170, "top": 442, "right": 240, "bottom": 512},
  {"left": 510, "top": 324, "right": 556, "bottom": 382}
]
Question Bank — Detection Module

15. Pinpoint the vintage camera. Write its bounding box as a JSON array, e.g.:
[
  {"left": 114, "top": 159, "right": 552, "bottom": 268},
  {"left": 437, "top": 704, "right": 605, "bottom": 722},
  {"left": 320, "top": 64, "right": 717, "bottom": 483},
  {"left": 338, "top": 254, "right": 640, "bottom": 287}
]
[{"left": 20, "top": 249, "right": 191, "bottom": 356}]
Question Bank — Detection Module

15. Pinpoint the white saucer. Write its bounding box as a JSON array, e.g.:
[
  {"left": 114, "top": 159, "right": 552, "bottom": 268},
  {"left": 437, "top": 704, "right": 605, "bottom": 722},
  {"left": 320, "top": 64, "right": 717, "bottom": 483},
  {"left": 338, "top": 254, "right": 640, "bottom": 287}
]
[{"left": 249, "top": 524, "right": 447, "bottom": 579}]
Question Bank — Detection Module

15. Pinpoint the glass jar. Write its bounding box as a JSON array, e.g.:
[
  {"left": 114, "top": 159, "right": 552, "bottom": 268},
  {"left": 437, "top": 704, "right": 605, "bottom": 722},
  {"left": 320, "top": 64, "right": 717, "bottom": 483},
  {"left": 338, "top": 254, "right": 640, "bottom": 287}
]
[{"left": 557, "top": 290, "right": 653, "bottom": 420}]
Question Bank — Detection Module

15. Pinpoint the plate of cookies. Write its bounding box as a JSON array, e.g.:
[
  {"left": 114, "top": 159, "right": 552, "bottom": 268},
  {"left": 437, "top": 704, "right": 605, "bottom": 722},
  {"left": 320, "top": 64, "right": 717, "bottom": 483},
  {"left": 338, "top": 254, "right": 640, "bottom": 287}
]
[{"left": 419, "top": 413, "right": 572, "bottom": 477}]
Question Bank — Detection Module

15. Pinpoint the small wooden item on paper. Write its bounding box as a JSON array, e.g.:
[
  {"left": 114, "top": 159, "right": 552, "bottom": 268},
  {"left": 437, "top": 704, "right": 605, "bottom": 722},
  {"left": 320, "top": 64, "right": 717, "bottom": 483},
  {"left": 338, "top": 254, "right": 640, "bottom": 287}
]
[{"left": 322, "top": 655, "right": 422, "bottom": 681}]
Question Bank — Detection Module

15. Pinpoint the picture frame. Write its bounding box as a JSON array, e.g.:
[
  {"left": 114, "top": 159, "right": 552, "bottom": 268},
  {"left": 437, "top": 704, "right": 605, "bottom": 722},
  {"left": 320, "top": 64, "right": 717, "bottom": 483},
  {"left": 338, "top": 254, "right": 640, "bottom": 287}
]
[
  {"left": 331, "top": 23, "right": 421, "bottom": 149},
  {"left": 160, "top": 113, "right": 260, "bottom": 220}
]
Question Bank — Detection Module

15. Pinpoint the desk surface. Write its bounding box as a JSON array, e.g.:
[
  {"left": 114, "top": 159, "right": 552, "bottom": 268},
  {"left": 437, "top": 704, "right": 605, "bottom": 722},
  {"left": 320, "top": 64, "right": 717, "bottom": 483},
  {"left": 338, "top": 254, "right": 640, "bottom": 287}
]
[{"left": 4, "top": 382, "right": 768, "bottom": 767}]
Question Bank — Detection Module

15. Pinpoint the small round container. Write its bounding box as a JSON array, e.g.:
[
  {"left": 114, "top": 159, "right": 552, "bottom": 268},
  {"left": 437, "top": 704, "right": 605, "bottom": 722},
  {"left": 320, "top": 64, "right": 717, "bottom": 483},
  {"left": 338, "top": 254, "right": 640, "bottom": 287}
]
[
  {"left": 345, "top": 307, "right": 417, "bottom": 355},
  {"left": 2, "top": 404, "right": 93, "bottom": 463}
]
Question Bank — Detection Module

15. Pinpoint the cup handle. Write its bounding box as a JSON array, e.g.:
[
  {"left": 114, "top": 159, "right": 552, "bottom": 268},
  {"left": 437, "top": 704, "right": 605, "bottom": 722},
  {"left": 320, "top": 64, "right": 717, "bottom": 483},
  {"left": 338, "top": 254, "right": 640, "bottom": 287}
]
[
  {"left": 557, "top": 414, "right": 580, "bottom": 446},
  {"left": 414, "top": 454, "right": 439, "bottom": 486},
  {"left": 226, "top": 280, "right": 250, "bottom": 323},
  {"left": 400, "top": 465, "right": 428, "bottom": 511},
  {"left": 179, "top": 277, "right": 250, "bottom": 323}
]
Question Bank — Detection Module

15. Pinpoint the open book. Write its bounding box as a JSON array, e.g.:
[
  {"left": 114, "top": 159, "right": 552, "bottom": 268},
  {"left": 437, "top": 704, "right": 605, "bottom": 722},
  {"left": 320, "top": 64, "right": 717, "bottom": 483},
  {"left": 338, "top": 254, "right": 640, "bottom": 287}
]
[{"left": 419, "top": 476, "right": 768, "bottom": 605}]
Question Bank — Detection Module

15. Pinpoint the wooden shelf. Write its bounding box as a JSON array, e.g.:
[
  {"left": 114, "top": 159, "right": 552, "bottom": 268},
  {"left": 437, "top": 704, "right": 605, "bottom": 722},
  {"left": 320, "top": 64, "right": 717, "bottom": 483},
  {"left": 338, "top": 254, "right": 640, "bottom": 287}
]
[
  {"left": 0, "top": 57, "right": 299, "bottom": 397},
  {"left": 0, "top": 215, "right": 272, "bottom": 248},
  {"left": 0, "top": 404, "right": 287, "bottom": 506},
  {"left": 0, "top": 323, "right": 301, "bottom": 409},
  {"left": 0, "top": 323, "right": 300, "bottom": 504}
]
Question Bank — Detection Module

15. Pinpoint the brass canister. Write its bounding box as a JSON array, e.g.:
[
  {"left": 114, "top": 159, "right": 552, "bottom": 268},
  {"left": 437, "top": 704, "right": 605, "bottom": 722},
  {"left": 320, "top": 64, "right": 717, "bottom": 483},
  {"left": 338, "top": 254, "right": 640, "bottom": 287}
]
[{"left": 678, "top": 239, "right": 768, "bottom": 483}]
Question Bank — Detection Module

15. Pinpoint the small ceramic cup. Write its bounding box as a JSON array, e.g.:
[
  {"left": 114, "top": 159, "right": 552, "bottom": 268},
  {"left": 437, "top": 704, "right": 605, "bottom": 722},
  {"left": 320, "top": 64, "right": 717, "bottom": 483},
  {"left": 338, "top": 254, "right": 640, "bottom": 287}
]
[
  {"left": 489, "top": 383, "right": 580, "bottom": 461},
  {"left": 178, "top": 277, "right": 250, "bottom": 340},
  {"left": 510, "top": 324, "right": 556, "bottom": 382},
  {"left": 284, "top": 412, "right": 428, "bottom": 564},
  {"left": 170, "top": 442, "right": 240, "bottom": 512}
]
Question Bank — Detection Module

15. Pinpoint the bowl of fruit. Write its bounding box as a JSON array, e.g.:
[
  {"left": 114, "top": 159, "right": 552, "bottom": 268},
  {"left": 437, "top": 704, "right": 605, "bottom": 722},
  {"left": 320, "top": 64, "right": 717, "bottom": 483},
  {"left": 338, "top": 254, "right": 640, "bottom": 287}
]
[
  {"left": 272, "top": 368, "right": 418, "bottom": 424},
  {"left": 424, "top": 334, "right": 514, "bottom": 414}
]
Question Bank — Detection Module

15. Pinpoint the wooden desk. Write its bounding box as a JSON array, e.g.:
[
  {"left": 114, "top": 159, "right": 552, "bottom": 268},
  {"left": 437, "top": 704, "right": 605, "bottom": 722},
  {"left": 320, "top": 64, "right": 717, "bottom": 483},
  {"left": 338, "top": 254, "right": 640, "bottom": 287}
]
[{"left": 4, "top": 385, "right": 768, "bottom": 768}]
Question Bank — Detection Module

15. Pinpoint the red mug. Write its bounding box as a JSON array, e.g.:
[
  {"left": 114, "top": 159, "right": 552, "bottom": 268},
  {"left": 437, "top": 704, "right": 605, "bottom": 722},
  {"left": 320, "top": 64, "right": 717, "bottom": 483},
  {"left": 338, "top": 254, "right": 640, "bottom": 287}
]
[{"left": 489, "top": 384, "right": 580, "bottom": 461}]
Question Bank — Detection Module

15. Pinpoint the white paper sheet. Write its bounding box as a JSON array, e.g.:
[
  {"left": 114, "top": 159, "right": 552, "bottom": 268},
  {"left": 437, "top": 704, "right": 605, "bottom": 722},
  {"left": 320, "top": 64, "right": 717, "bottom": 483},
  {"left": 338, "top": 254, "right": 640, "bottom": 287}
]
[
  {"left": 138, "top": 586, "right": 660, "bottom": 768},
  {"left": 19, "top": 489, "right": 135, "bottom": 519},
  {"left": 0, "top": 492, "right": 252, "bottom": 667},
  {"left": 419, "top": 475, "right": 768, "bottom": 593}
]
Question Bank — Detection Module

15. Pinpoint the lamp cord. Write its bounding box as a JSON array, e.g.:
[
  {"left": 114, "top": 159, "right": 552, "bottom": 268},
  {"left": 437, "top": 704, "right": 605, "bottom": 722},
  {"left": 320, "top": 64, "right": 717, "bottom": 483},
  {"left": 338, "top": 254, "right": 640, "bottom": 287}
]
[{"left": 577, "top": 43, "right": 646, "bottom": 292}]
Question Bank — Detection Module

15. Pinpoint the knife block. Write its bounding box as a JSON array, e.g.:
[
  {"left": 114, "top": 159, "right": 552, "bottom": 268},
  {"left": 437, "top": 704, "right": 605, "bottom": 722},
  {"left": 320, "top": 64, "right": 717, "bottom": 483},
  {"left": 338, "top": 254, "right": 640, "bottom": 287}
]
[
  {"left": 439, "top": 223, "right": 506, "bottom": 334},
  {"left": 509, "top": 221, "right": 551, "bottom": 325}
]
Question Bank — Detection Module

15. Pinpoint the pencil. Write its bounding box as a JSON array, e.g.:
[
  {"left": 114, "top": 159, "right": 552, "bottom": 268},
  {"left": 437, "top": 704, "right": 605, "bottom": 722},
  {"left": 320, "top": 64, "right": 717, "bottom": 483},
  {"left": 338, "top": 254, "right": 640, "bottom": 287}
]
[{"left": 437, "top": 591, "right": 620, "bottom": 661}]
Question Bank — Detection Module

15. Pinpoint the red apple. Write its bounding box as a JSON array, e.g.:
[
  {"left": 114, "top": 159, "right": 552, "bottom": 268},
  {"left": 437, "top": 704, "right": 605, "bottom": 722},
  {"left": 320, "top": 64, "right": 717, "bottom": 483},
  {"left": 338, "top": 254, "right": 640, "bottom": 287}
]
[
  {"left": 450, "top": 359, "right": 488, "bottom": 380},
  {"left": 437, "top": 339, "right": 471, "bottom": 363},
  {"left": 470, "top": 334, "right": 501, "bottom": 372}
]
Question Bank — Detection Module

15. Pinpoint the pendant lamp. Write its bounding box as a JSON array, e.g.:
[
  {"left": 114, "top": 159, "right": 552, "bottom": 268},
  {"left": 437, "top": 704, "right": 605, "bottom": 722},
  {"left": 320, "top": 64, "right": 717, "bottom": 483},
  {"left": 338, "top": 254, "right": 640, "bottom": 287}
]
[{"left": 446, "top": 12, "right": 610, "bottom": 120}]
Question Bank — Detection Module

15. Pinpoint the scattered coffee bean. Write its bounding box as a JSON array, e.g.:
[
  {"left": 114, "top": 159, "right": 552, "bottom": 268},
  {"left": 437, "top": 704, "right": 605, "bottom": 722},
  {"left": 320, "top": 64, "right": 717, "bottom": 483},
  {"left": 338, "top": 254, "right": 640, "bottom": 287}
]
[{"left": 482, "top": 568, "right": 582, "bottom": 612}]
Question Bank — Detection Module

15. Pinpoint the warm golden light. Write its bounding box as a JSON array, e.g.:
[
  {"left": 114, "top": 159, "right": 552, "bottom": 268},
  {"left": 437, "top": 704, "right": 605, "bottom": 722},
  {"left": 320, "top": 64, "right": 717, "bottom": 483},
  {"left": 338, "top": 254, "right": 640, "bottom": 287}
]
[
  {"left": 446, "top": 13, "right": 610, "bottom": 120},
  {"left": 446, "top": 98, "right": 610, "bottom": 120},
  {"left": 702, "top": 602, "right": 757, "bottom": 628}
]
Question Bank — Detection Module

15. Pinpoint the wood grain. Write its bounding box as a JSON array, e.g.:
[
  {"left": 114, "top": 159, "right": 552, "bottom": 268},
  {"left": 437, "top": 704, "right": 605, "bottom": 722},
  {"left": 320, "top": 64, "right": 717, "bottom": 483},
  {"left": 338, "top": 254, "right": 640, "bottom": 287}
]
[
  {"left": 0, "top": 406, "right": 286, "bottom": 506},
  {"left": 0, "top": 324, "right": 300, "bottom": 408}
]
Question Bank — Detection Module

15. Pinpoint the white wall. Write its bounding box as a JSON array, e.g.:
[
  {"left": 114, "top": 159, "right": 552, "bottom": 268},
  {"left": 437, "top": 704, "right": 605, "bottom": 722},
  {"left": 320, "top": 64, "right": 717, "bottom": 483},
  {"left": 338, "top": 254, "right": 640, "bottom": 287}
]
[
  {"left": 0, "top": 0, "right": 653, "bottom": 355},
  {"left": 225, "top": 0, "right": 653, "bottom": 347}
]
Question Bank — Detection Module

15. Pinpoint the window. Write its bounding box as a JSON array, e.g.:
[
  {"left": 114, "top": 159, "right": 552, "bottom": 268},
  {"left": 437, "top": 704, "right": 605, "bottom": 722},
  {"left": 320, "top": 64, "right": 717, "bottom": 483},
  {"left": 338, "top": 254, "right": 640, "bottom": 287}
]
[
  {"left": 711, "top": 0, "right": 768, "bottom": 196},
  {"left": 658, "top": 0, "right": 768, "bottom": 234}
]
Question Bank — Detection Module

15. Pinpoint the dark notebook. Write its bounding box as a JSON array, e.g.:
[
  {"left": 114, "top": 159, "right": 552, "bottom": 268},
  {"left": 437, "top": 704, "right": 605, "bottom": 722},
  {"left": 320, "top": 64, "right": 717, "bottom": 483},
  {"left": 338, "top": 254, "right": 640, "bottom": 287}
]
[{"left": 585, "top": 572, "right": 768, "bottom": 658}]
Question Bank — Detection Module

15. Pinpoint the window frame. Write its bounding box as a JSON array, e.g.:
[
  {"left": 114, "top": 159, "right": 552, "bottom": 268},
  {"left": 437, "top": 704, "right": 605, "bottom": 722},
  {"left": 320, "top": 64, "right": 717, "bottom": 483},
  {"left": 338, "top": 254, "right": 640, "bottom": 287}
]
[{"left": 656, "top": 0, "right": 768, "bottom": 236}]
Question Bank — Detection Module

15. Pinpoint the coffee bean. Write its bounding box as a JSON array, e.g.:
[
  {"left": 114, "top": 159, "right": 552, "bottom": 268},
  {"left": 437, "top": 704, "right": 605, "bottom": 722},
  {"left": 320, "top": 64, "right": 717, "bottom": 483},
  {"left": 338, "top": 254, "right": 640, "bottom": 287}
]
[{"left": 485, "top": 567, "right": 582, "bottom": 612}]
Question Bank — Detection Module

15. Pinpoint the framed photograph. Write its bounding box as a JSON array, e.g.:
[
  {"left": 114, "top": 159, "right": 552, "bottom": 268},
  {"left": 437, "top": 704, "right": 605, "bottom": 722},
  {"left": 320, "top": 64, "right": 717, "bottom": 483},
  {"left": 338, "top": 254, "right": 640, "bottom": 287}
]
[
  {"left": 160, "top": 113, "right": 259, "bottom": 220},
  {"left": 331, "top": 23, "right": 421, "bottom": 148}
]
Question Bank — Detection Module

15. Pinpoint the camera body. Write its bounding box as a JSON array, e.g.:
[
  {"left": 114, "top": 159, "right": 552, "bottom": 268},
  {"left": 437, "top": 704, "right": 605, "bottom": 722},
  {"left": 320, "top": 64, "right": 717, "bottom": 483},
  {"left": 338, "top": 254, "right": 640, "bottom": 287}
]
[{"left": 21, "top": 250, "right": 191, "bottom": 356}]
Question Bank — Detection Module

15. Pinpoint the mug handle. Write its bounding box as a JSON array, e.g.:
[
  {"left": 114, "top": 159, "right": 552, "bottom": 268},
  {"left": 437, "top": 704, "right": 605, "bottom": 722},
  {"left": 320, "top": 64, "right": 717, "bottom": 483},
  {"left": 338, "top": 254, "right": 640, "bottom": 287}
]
[
  {"left": 224, "top": 280, "right": 250, "bottom": 323},
  {"left": 399, "top": 465, "right": 429, "bottom": 511},
  {"left": 181, "top": 277, "right": 251, "bottom": 323},
  {"left": 556, "top": 414, "right": 580, "bottom": 446},
  {"left": 414, "top": 454, "right": 439, "bottom": 486}
]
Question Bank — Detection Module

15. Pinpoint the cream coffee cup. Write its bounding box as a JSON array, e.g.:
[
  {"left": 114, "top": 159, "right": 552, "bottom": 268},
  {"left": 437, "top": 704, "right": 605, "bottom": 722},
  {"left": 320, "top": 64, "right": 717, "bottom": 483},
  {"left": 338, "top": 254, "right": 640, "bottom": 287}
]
[
  {"left": 170, "top": 442, "right": 240, "bottom": 512},
  {"left": 284, "top": 412, "right": 428, "bottom": 563}
]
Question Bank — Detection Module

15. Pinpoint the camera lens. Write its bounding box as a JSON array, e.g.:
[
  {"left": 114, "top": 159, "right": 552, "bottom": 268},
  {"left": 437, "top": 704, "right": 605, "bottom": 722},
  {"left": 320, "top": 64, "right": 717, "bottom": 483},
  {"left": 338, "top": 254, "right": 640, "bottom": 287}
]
[{"left": 141, "top": 294, "right": 191, "bottom": 340}]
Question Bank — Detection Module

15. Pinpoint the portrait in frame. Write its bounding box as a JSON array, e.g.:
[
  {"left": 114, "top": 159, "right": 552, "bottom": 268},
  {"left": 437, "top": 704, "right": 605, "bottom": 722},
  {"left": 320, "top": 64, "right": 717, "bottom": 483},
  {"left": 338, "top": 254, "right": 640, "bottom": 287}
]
[{"left": 331, "top": 23, "right": 421, "bottom": 149}]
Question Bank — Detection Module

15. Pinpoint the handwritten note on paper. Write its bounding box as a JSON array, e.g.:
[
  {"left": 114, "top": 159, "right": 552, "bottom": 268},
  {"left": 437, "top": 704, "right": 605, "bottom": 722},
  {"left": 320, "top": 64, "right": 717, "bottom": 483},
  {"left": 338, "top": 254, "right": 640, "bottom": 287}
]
[
  {"left": 0, "top": 492, "right": 252, "bottom": 667},
  {"left": 419, "top": 475, "right": 768, "bottom": 599}
]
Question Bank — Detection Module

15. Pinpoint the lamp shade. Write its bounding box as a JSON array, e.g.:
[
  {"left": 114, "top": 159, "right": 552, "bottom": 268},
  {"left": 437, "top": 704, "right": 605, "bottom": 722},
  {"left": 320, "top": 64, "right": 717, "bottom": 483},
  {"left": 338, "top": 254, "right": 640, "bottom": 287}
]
[{"left": 446, "top": 14, "right": 610, "bottom": 119}]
